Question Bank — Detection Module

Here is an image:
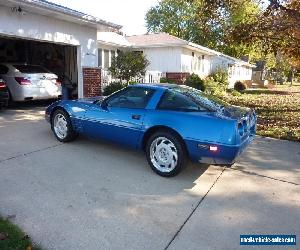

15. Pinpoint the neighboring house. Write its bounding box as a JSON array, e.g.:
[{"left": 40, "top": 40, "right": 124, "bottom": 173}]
[
  {"left": 0, "top": 0, "right": 122, "bottom": 98},
  {"left": 213, "top": 54, "right": 254, "bottom": 88},
  {"left": 126, "top": 33, "right": 216, "bottom": 84},
  {"left": 101, "top": 33, "right": 256, "bottom": 91},
  {"left": 126, "top": 33, "right": 255, "bottom": 88}
]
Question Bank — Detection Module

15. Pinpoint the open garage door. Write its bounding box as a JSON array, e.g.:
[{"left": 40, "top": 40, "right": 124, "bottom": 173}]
[{"left": 0, "top": 36, "right": 78, "bottom": 100}]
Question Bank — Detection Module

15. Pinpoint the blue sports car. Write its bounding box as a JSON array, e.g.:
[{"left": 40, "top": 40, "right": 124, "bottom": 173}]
[{"left": 45, "top": 84, "right": 256, "bottom": 177}]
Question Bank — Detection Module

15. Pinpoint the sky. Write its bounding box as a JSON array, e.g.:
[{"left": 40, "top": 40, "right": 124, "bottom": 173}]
[{"left": 48, "top": 0, "right": 159, "bottom": 35}]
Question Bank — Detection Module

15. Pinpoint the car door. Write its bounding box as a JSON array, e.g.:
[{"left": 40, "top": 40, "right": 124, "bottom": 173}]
[{"left": 83, "top": 86, "right": 155, "bottom": 148}]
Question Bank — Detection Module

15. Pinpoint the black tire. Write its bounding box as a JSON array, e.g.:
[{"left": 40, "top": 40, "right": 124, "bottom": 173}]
[
  {"left": 146, "top": 130, "right": 187, "bottom": 177},
  {"left": 51, "top": 109, "right": 78, "bottom": 142},
  {"left": 7, "top": 89, "right": 16, "bottom": 108}
]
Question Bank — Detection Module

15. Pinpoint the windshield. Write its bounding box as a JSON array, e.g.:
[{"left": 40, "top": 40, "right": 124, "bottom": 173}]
[{"left": 169, "top": 85, "right": 229, "bottom": 111}]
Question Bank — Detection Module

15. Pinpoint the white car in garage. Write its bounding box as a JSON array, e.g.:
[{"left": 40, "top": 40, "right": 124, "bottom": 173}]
[{"left": 0, "top": 63, "right": 61, "bottom": 102}]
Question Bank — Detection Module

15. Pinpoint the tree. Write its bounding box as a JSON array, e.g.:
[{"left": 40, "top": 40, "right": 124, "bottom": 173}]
[
  {"left": 229, "top": 0, "right": 300, "bottom": 67},
  {"left": 145, "top": 0, "right": 261, "bottom": 59},
  {"left": 109, "top": 51, "right": 149, "bottom": 83},
  {"left": 146, "top": 0, "right": 196, "bottom": 41}
]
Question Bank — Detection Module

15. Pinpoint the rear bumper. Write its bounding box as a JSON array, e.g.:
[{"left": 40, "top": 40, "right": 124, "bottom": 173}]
[
  {"left": 13, "top": 85, "right": 61, "bottom": 101},
  {"left": 186, "top": 134, "right": 255, "bottom": 165}
]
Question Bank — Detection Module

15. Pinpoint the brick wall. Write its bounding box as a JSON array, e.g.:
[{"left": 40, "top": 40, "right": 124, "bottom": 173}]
[
  {"left": 83, "top": 67, "right": 101, "bottom": 97},
  {"left": 166, "top": 72, "right": 190, "bottom": 84}
]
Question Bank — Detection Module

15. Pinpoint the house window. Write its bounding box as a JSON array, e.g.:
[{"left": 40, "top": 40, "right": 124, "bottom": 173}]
[
  {"left": 103, "top": 49, "right": 109, "bottom": 69},
  {"left": 98, "top": 49, "right": 102, "bottom": 67},
  {"left": 201, "top": 55, "right": 205, "bottom": 72},
  {"left": 111, "top": 50, "right": 116, "bottom": 63},
  {"left": 228, "top": 66, "right": 233, "bottom": 77}
]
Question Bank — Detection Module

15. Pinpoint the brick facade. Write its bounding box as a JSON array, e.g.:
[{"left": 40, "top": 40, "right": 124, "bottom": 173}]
[
  {"left": 83, "top": 67, "right": 101, "bottom": 97},
  {"left": 166, "top": 72, "right": 190, "bottom": 84}
]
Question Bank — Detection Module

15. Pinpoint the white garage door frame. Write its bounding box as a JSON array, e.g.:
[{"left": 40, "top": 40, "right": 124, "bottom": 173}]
[{"left": 0, "top": 33, "right": 84, "bottom": 97}]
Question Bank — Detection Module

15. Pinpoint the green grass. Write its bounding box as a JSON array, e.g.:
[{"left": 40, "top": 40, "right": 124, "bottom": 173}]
[
  {"left": 221, "top": 87, "right": 300, "bottom": 141},
  {"left": 0, "top": 216, "right": 40, "bottom": 250}
]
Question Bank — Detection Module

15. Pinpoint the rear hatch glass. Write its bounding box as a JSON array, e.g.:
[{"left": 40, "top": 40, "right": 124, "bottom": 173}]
[{"left": 13, "top": 65, "right": 50, "bottom": 74}]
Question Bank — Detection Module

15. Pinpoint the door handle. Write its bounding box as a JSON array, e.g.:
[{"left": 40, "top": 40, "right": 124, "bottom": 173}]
[{"left": 132, "top": 114, "right": 141, "bottom": 120}]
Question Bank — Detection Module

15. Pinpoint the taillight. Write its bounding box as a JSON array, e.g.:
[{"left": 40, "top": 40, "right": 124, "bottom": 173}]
[
  {"left": 0, "top": 79, "right": 6, "bottom": 88},
  {"left": 56, "top": 79, "right": 62, "bottom": 85},
  {"left": 15, "top": 77, "right": 31, "bottom": 85}
]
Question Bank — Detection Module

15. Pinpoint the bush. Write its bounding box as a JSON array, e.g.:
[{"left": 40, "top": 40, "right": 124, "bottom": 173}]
[
  {"left": 109, "top": 50, "right": 149, "bottom": 83},
  {"left": 234, "top": 81, "right": 247, "bottom": 92},
  {"left": 203, "top": 77, "right": 226, "bottom": 97},
  {"left": 160, "top": 77, "right": 168, "bottom": 83},
  {"left": 185, "top": 73, "right": 205, "bottom": 91},
  {"left": 103, "top": 82, "right": 127, "bottom": 96},
  {"left": 227, "top": 89, "right": 242, "bottom": 96},
  {"left": 160, "top": 77, "right": 174, "bottom": 83},
  {"left": 212, "top": 67, "right": 228, "bottom": 88}
]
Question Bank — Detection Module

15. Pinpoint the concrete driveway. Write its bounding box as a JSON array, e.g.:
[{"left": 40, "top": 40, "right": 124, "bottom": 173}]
[{"left": 0, "top": 103, "right": 299, "bottom": 250}]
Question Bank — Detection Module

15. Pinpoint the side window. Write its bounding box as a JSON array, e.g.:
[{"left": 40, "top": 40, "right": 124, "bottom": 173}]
[
  {"left": 0, "top": 65, "right": 8, "bottom": 74},
  {"left": 107, "top": 87, "right": 155, "bottom": 109},
  {"left": 157, "top": 90, "right": 205, "bottom": 112}
]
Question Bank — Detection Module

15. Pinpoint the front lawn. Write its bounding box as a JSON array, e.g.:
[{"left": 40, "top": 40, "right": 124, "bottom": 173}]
[
  {"left": 221, "top": 86, "right": 300, "bottom": 141},
  {"left": 0, "top": 216, "right": 39, "bottom": 250}
]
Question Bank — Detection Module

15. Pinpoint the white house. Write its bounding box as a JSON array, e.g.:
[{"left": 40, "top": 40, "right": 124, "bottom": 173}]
[
  {"left": 98, "top": 32, "right": 255, "bottom": 88},
  {"left": 0, "top": 0, "right": 122, "bottom": 98},
  {"left": 126, "top": 33, "right": 255, "bottom": 88}
]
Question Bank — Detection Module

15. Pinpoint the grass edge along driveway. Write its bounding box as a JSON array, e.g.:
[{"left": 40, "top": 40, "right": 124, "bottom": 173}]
[{"left": 0, "top": 216, "right": 40, "bottom": 250}]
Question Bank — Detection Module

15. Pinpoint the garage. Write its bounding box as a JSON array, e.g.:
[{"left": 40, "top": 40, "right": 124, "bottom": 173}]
[
  {"left": 0, "top": 0, "right": 122, "bottom": 102},
  {"left": 0, "top": 36, "right": 78, "bottom": 100}
]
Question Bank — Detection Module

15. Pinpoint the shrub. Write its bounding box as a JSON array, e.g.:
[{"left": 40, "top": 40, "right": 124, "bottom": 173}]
[
  {"left": 203, "top": 77, "right": 225, "bottom": 97},
  {"left": 160, "top": 77, "right": 174, "bottom": 83},
  {"left": 160, "top": 77, "right": 168, "bottom": 83},
  {"left": 103, "top": 82, "right": 127, "bottom": 96},
  {"left": 234, "top": 81, "right": 247, "bottom": 92},
  {"left": 227, "top": 89, "right": 242, "bottom": 96},
  {"left": 185, "top": 73, "right": 205, "bottom": 91},
  {"left": 212, "top": 67, "right": 228, "bottom": 88},
  {"left": 109, "top": 50, "right": 149, "bottom": 83}
]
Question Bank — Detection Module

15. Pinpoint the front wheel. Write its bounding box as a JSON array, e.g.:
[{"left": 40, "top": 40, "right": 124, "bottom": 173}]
[
  {"left": 51, "top": 110, "right": 78, "bottom": 142},
  {"left": 146, "top": 131, "right": 187, "bottom": 177}
]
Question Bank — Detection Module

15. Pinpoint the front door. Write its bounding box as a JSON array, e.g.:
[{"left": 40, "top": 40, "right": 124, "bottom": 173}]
[{"left": 83, "top": 86, "right": 155, "bottom": 148}]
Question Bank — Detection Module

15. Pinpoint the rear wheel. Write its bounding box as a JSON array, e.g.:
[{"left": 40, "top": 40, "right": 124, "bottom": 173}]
[
  {"left": 51, "top": 109, "right": 78, "bottom": 142},
  {"left": 146, "top": 131, "right": 187, "bottom": 177},
  {"left": 7, "top": 89, "right": 15, "bottom": 107}
]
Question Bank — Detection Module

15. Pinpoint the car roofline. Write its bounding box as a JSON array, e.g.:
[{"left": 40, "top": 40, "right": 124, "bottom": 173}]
[{"left": 131, "top": 83, "right": 179, "bottom": 90}]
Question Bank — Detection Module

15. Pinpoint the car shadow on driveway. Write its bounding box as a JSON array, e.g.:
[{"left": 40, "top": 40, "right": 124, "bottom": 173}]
[{"left": 70, "top": 134, "right": 211, "bottom": 193}]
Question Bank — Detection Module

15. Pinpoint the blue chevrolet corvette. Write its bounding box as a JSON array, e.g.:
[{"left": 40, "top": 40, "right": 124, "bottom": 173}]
[{"left": 45, "top": 83, "right": 256, "bottom": 177}]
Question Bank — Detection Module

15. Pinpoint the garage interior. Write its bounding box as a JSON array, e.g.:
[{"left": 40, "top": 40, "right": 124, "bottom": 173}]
[{"left": 0, "top": 36, "right": 78, "bottom": 99}]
